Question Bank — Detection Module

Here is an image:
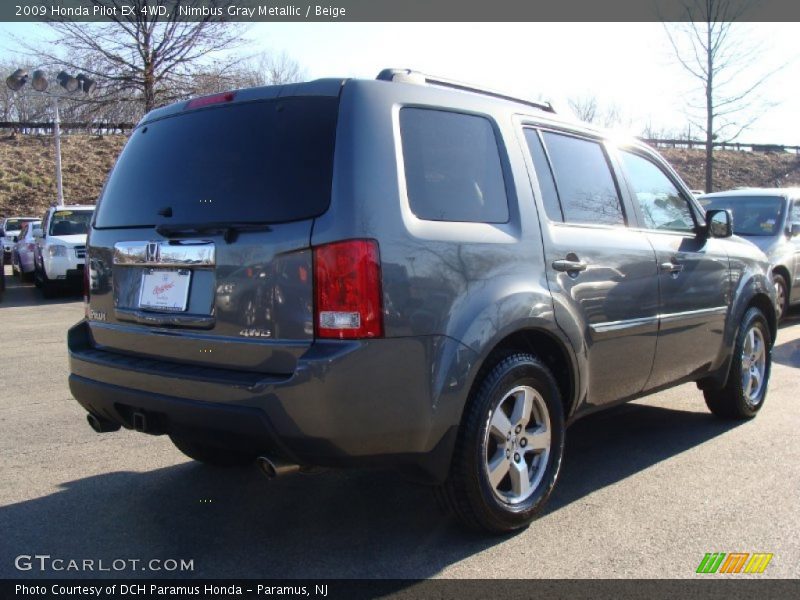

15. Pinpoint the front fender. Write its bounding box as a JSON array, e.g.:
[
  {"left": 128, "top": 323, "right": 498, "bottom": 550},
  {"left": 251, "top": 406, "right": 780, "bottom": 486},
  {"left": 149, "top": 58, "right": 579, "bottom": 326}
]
[{"left": 705, "top": 251, "right": 775, "bottom": 390}]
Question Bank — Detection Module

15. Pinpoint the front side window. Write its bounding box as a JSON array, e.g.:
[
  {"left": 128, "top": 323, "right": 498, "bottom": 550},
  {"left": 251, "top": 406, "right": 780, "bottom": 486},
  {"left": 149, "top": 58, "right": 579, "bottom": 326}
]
[
  {"left": 620, "top": 151, "right": 695, "bottom": 232},
  {"left": 400, "top": 108, "right": 509, "bottom": 223},
  {"left": 541, "top": 132, "right": 625, "bottom": 226}
]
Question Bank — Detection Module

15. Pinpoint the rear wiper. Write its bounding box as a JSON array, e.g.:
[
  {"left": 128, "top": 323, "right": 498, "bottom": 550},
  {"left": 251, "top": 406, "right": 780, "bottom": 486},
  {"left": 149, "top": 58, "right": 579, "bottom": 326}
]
[{"left": 155, "top": 222, "right": 273, "bottom": 244}]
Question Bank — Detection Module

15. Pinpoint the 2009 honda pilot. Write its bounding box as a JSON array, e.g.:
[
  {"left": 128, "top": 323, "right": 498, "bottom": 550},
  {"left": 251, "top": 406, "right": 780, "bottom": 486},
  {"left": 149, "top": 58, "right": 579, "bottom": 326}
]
[{"left": 69, "top": 69, "right": 776, "bottom": 533}]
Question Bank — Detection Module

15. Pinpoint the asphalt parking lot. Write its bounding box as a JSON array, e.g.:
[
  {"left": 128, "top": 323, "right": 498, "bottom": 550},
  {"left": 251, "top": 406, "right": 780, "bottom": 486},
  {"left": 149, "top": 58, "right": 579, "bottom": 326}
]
[{"left": 1, "top": 263, "right": 798, "bottom": 579}]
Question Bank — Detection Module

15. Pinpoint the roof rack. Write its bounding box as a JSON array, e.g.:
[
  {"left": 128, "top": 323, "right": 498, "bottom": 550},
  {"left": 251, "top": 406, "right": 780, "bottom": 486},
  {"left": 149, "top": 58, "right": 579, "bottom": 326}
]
[{"left": 376, "top": 68, "right": 555, "bottom": 114}]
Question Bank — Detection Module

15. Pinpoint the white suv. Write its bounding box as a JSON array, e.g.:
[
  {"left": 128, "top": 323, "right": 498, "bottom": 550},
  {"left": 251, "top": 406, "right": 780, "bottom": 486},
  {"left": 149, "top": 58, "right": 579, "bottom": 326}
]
[{"left": 34, "top": 205, "right": 94, "bottom": 297}]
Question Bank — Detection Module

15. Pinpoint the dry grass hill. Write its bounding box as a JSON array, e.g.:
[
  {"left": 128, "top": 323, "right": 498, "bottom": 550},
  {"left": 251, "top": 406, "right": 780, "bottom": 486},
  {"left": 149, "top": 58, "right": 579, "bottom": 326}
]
[{"left": 1, "top": 131, "right": 799, "bottom": 219}]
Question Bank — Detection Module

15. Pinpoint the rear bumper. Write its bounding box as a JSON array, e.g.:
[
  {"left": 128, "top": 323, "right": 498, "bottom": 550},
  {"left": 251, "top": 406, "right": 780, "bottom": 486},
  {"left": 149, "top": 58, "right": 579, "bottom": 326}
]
[{"left": 68, "top": 320, "right": 472, "bottom": 482}]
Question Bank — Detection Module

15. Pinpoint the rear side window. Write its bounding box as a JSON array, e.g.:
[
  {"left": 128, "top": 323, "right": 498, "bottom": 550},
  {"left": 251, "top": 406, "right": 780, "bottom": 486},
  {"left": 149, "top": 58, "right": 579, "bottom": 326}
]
[
  {"left": 95, "top": 96, "right": 339, "bottom": 228},
  {"left": 523, "top": 129, "right": 563, "bottom": 221},
  {"left": 400, "top": 108, "right": 509, "bottom": 223},
  {"left": 541, "top": 132, "right": 625, "bottom": 226}
]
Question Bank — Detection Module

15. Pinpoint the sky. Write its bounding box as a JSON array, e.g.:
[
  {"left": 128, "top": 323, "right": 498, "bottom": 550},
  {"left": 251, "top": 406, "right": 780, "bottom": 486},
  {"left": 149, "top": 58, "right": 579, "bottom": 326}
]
[{"left": 1, "top": 21, "right": 798, "bottom": 144}]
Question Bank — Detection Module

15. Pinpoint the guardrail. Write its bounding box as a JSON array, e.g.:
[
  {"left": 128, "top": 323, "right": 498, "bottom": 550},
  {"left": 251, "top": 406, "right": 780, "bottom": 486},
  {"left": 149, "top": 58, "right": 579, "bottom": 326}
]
[
  {"left": 641, "top": 138, "right": 800, "bottom": 154},
  {"left": 0, "top": 121, "right": 133, "bottom": 134}
]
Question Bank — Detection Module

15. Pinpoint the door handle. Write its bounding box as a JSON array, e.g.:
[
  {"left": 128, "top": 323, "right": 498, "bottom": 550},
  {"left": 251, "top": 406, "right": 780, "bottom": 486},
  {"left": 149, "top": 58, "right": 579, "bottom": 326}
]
[
  {"left": 552, "top": 259, "right": 588, "bottom": 273},
  {"left": 659, "top": 261, "right": 684, "bottom": 274}
]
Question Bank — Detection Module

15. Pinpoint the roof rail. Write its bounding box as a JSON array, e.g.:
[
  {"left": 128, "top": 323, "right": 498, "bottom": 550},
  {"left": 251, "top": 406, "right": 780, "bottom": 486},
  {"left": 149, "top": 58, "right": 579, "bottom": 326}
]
[{"left": 376, "top": 68, "right": 555, "bottom": 114}]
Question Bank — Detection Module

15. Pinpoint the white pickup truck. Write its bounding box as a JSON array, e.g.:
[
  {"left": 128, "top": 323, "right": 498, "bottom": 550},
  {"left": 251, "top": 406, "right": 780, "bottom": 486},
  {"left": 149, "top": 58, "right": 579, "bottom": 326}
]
[{"left": 34, "top": 205, "right": 94, "bottom": 297}]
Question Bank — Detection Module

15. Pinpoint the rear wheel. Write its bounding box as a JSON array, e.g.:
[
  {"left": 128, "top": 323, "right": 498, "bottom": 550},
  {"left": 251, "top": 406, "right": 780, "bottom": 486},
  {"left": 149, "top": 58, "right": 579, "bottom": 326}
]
[
  {"left": 773, "top": 273, "right": 788, "bottom": 322},
  {"left": 169, "top": 434, "right": 255, "bottom": 467},
  {"left": 438, "top": 353, "right": 565, "bottom": 533},
  {"left": 704, "top": 307, "right": 772, "bottom": 420}
]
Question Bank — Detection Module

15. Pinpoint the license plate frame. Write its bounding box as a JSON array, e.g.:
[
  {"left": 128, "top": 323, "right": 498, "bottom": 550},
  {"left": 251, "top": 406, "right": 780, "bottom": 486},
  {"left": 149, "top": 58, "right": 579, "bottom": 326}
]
[{"left": 138, "top": 268, "right": 192, "bottom": 312}]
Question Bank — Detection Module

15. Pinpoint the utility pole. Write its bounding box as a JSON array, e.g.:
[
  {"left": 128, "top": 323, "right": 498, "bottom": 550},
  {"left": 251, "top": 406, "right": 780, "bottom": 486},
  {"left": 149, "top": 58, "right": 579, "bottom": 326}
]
[
  {"left": 5, "top": 69, "right": 96, "bottom": 205},
  {"left": 53, "top": 97, "right": 64, "bottom": 205}
]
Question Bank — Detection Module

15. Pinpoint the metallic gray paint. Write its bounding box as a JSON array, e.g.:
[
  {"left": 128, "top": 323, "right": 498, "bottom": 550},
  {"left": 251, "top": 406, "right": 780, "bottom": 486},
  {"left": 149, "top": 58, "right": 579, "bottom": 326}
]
[{"left": 69, "top": 77, "right": 777, "bottom": 483}]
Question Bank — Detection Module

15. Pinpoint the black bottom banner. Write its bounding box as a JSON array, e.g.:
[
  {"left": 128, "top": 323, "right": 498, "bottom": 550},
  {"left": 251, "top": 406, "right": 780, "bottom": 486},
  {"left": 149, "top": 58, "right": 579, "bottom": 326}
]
[{"left": 2, "top": 579, "right": 799, "bottom": 600}]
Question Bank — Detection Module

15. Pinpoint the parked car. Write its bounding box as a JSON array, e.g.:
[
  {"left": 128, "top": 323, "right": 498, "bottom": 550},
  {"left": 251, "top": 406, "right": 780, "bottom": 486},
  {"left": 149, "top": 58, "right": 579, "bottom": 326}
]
[
  {"left": 34, "top": 205, "right": 94, "bottom": 297},
  {"left": 68, "top": 70, "right": 777, "bottom": 533},
  {"left": 699, "top": 188, "right": 800, "bottom": 320},
  {"left": 1, "top": 216, "right": 39, "bottom": 262},
  {"left": 11, "top": 220, "right": 42, "bottom": 281},
  {"left": 0, "top": 242, "right": 5, "bottom": 302}
]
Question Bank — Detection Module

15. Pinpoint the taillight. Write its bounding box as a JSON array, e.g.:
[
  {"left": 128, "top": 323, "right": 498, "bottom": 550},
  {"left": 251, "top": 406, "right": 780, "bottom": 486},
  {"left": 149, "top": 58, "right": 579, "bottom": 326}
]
[{"left": 313, "top": 240, "right": 383, "bottom": 339}]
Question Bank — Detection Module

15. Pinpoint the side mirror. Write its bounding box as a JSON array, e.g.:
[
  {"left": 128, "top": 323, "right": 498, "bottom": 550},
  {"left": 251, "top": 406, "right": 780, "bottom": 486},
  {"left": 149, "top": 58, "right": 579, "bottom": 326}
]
[
  {"left": 791, "top": 223, "right": 800, "bottom": 237},
  {"left": 12, "top": 235, "right": 18, "bottom": 243},
  {"left": 706, "top": 209, "right": 733, "bottom": 238}
]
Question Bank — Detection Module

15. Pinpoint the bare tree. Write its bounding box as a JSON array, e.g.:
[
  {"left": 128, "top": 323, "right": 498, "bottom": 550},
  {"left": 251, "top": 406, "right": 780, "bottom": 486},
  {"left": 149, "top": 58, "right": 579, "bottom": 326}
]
[
  {"left": 26, "top": 0, "right": 247, "bottom": 120},
  {"left": 191, "top": 51, "right": 306, "bottom": 96},
  {"left": 567, "top": 94, "right": 627, "bottom": 128},
  {"left": 664, "top": 0, "right": 784, "bottom": 192}
]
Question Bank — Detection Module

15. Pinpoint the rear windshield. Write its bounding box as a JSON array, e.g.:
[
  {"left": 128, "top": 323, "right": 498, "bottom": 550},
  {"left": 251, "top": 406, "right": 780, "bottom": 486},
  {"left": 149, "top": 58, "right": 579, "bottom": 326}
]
[
  {"left": 699, "top": 196, "right": 785, "bottom": 236},
  {"left": 95, "top": 96, "right": 339, "bottom": 228},
  {"left": 50, "top": 210, "right": 93, "bottom": 236}
]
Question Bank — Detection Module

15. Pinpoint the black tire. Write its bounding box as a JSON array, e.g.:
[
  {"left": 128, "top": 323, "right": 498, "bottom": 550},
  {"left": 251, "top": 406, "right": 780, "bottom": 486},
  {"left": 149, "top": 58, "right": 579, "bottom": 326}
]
[
  {"left": 773, "top": 273, "right": 788, "bottom": 322},
  {"left": 169, "top": 434, "right": 255, "bottom": 467},
  {"left": 437, "top": 353, "right": 565, "bottom": 534},
  {"left": 704, "top": 307, "right": 772, "bottom": 420},
  {"left": 39, "top": 267, "right": 57, "bottom": 298}
]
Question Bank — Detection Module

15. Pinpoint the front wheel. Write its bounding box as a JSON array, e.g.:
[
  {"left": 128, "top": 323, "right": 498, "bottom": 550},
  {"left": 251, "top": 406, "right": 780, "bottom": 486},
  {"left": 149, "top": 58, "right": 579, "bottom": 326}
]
[
  {"left": 773, "top": 274, "right": 788, "bottom": 322},
  {"left": 704, "top": 307, "right": 772, "bottom": 420},
  {"left": 438, "top": 353, "right": 565, "bottom": 534}
]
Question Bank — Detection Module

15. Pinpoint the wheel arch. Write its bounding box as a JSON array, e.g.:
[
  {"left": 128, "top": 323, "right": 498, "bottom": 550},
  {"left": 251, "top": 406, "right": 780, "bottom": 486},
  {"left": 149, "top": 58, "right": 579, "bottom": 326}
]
[{"left": 465, "top": 327, "right": 579, "bottom": 422}]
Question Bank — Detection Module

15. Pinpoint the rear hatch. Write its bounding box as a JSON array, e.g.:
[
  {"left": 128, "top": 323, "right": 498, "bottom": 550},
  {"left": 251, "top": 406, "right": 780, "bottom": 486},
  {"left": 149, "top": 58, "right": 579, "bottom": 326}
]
[{"left": 86, "top": 86, "right": 341, "bottom": 375}]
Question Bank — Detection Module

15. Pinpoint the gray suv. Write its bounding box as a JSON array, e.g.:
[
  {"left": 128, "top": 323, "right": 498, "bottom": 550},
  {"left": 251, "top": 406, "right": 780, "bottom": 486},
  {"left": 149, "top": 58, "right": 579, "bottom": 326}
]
[
  {"left": 699, "top": 188, "right": 800, "bottom": 321},
  {"left": 68, "top": 70, "right": 777, "bottom": 533}
]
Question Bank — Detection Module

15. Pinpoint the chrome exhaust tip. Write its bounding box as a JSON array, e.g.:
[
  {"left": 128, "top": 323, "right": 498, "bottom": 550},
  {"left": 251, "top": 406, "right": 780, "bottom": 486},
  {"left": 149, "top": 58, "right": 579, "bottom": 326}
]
[
  {"left": 86, "top": 413, "right": 121, "bottom": 433},
  {"left": 256, "top": 455, "right": 300, "bottom": 479}
]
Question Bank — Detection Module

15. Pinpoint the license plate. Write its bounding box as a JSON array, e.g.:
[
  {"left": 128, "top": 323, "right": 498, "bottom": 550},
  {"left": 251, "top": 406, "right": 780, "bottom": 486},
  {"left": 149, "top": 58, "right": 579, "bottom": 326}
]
[{"left": 139, "top": 269, "right": 191, "bottom": 312}]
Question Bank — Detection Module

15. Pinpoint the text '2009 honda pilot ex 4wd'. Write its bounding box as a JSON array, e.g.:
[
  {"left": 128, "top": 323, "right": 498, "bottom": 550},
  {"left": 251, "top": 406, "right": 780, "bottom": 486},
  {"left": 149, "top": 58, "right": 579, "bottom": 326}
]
[{"left": 69, "top": 69, "right": 777, "bottom": 533}]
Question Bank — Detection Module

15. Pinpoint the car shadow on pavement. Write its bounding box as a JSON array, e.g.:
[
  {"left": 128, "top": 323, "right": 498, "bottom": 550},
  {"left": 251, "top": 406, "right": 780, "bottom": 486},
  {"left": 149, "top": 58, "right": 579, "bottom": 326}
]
[
  {"left": 0, "top": 403, "right": 742, "bottom": 579},
  {"left": 779, "top": 306, "right": 800, "bottom": 329},
  {"left": 0, "top": 271, "right": 81, "bottom": 308},
  {"left": 773, "top": 338, "right": 800, "bottom": 369}
]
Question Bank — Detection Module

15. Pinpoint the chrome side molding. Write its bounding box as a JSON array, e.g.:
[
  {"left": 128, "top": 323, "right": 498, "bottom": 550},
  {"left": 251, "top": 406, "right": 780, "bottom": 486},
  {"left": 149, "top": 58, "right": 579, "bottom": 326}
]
[{"left": 113, "top": 240, "right": 215, "bottom": 268}]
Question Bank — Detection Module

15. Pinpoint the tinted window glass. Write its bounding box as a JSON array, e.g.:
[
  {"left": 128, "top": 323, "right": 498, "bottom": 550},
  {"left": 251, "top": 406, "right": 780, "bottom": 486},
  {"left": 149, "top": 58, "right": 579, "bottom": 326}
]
[
  {"left": 621, "top": 151, "right": 695, "bottom": 232},
  {"left": 400, "top": 108, "right": 509, "bottom": 223},
  {"left": 95, "top": 97, "right": 339, "bottom": 228},
  {"left": 700, "top": 196, "right": 784, "bottom": 236},
  {"left": 3, "top": 219, "right": 35, "bottom": 232},
  {"left": 792, "top": 201, "right": 800, "bottom": 225},
  {"left": 524, "top": 129, "right": 563, "bottom": 221},
  {"left": 541, "top": 132, "right": 624, "bottom": 226},
  {"left": 49, "top": 210, "right": 93, "bottom": 236}
]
